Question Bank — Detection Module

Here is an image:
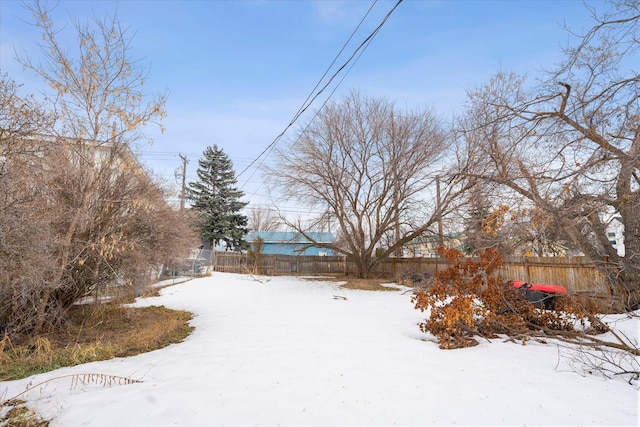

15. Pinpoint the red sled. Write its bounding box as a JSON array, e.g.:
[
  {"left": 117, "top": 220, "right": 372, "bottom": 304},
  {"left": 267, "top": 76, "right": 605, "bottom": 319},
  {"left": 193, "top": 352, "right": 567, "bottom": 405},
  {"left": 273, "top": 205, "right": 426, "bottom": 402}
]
[
  {"left": 509, "top": 280, "right": 568, "bottom": 310},
  {"left": 510, "top": 280, "right": 568, "bottom": 294}
]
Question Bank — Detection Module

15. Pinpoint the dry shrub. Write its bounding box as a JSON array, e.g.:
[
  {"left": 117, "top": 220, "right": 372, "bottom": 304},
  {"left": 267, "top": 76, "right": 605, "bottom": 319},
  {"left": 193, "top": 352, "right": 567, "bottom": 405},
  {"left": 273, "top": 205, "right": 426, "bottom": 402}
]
[
  {"left": 0, "top": 139, "right": 198, "bottom": 339},
  {"left": 412, "top": 247, "right": 598, "bottom": 349},
  {"left": 1, "top": 69, "right": 198, "bottom": 339}
]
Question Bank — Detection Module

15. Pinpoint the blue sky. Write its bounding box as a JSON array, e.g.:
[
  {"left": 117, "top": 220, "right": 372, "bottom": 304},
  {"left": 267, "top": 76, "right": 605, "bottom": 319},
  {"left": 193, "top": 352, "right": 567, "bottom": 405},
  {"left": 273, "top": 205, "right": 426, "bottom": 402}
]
[{"left": 0, "top": 0, "right": 599, "bottom": 211}]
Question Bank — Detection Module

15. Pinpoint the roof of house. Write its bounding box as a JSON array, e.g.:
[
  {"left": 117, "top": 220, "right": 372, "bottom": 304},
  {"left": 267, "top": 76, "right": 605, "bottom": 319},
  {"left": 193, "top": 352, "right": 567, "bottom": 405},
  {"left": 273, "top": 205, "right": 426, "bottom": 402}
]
[
  {"left": 609, "top": 216, "right": 623, "bottom": 224},
  {"left": 406, "top": 232, "right": 463, "bottom": 245},
  {"left": 246, "top": 231, "right": 335, "bottom": 244}
]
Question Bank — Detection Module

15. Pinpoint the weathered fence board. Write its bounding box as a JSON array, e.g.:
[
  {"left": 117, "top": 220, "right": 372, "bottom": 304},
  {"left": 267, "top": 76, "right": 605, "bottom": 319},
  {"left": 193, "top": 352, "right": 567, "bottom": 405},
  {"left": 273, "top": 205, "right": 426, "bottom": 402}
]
[
  {"left": 500, "top": 256, "right": 608, "bottom": 294},
  {"left": 211, "top": 252, "right": 608, "bottom": 294}
]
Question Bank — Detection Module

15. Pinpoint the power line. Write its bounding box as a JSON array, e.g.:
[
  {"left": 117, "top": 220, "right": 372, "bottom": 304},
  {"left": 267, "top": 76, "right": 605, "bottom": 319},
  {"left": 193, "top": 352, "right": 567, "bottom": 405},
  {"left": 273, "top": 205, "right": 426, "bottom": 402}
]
[
  {"left": 239, "top": 0, "right": 403, "bottom": 207},
  {"left": 138, "top": 0, "right": 404, "bottom": 215},
  {"left": 281, "top": 0, "right": 379, "bottom": 139},
  {"left": 236, "top": 0, "right": 403, "bottom": 183},
  {"left": 136, "top": 150, "right": 259, "bottom": 167},
  {"left": 242, "top": 29, "right": 380, "bottom": 205}
]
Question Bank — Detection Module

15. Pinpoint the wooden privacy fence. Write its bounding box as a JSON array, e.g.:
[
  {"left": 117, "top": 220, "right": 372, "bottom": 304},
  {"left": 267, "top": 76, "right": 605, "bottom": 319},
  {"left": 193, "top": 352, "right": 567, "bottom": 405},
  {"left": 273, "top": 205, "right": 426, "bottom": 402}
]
[
  {"left": 211, "top": 252, "right": 609, "bottom": 294},
  {"left": 212, "top": 253, "right": 350, "bottom": 276}
]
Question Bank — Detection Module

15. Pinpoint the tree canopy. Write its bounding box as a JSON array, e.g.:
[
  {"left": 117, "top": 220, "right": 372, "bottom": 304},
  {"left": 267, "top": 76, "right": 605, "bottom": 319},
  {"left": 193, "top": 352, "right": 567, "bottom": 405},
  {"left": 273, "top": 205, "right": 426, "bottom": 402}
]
[
  {"left": 188, "top": 145, "right": 249, "bottom": 251},
  {"left": 268, "top": 91, "right": 466, "bottom": 278},
  {"left": 457, "top": 0, "right": 640, "bottom": 308}
]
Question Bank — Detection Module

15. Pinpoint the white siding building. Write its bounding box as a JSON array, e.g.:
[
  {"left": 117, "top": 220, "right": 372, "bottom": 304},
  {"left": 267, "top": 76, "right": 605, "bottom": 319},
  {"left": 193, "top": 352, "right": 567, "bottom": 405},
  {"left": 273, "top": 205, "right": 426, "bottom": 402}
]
[{"left": 607, "top": 216, "right": 625, "bottom": 257}]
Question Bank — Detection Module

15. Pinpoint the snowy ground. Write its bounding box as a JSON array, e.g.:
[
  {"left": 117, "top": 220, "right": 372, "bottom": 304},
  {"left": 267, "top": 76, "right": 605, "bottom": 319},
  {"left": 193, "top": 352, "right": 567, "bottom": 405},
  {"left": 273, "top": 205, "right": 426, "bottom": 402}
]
[{"left": 1, "top": 272, "right": 638, "bottom": 426}]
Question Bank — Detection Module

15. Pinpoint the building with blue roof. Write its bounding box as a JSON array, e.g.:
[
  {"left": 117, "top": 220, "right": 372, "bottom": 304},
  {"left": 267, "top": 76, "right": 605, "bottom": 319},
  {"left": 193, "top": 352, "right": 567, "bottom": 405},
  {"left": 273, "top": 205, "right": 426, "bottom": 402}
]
[{"left": 246, "top": 231, "right": 335, "bottom": 256}]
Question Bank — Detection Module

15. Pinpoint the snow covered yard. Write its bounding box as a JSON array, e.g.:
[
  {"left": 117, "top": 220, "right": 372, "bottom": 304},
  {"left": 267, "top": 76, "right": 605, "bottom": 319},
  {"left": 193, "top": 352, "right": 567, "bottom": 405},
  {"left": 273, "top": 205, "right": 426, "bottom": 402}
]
[{"left": 1, "top": 272, "right": 638, "bottom": 426}]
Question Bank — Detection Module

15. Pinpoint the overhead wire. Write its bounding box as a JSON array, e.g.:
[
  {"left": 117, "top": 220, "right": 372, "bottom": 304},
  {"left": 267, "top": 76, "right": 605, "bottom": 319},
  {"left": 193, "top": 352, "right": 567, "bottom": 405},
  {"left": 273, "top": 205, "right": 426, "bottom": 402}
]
[
  {"left": 242, "top": 29, "right": 381, "bottom": 205},
  {"left": 235, "top": 0, "right": 378, "bottom": 182},
  {"left": 286, "top": 0, "right": 379, "bottom": 135},
  {"left": 237, "top": 0, "right": 403, "bottom": 185},
  {"left": 240, "top": 0, "right": 404, "bottom": 211},
  {"left": 138, "top": 0, "right": 404, "bottom": 212}
]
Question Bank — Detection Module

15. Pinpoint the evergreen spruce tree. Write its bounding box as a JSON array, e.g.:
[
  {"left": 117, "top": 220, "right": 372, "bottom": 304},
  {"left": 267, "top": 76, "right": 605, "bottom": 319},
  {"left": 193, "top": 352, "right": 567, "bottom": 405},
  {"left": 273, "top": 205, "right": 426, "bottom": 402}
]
[{"left": 188, "top": 145, "right": 249, "bottom": 251}]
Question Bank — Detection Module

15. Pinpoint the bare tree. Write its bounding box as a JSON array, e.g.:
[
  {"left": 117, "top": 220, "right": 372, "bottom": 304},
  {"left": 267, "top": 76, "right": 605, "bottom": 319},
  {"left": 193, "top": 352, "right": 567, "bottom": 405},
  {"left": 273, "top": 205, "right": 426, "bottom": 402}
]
[
  {"left": 458, "top": 1, "right": 640, "bottom": 309},
  {"left": 0, "top": 1, "right": 196, "bottom": 337},
  {"left": 458, "top": 186, "right": 579, "bottom": 257},
  {"left": 247, "top": 206, "right": 282, "bottom": 232},
  {"left": 0, "top": 75, "right": 59, "bottom": 337},
  {"left": 17, "top": 1, "right": 167, "bottom": 145},
  {"left": 268, "top": 91, "right": 465, "bottom": 278}
]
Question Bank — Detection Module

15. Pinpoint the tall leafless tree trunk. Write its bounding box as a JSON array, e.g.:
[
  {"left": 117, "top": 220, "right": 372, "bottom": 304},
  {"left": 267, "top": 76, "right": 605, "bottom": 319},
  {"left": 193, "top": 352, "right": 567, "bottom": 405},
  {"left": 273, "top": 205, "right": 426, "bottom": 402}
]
[{"left": 268, "top": 91, "right": 466, "bottom": 278}]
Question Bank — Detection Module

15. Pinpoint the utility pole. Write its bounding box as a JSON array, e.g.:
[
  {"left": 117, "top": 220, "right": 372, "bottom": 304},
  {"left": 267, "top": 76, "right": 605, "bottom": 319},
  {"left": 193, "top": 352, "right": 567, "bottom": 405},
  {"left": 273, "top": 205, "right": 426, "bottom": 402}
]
[
  {"left": 179, "top": 154, "right": 188, "bottom": 212},
  {"left": 436, "top": 175, "right": 444, "bottom": 247},
  {"left": 391, "top": 111, "right": 402, "bottom": 258}
]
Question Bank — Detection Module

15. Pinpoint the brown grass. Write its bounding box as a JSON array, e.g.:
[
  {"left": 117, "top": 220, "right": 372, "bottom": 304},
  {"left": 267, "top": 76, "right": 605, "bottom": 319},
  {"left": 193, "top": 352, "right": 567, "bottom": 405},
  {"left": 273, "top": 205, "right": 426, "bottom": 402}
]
[
  {"left": 306, "top": 276, "right": 399, "bottom": 291},
  {"left": 0, "top": 304, "right": 194, "bottom": 382},
  {"left": 1, "top": 399, "right": 48, "bottom": 427},
  {"left": 1, "top": 302, "right": 194, "bottom": 426}
]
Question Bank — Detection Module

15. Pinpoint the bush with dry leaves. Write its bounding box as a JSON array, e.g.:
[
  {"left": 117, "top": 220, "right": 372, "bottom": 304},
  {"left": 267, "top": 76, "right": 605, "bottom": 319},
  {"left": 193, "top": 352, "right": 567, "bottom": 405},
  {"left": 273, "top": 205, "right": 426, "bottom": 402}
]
[{"left": 412, "top": 247, "right": 602, "bottom": 349}]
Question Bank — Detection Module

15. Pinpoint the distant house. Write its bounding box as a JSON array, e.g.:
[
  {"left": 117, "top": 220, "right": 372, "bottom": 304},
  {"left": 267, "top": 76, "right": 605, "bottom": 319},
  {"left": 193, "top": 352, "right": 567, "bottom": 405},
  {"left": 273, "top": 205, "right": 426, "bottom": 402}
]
[
  {"left": 6, "top": 134, "right": 155, "bottom": 189},
  {"left": 246, "top": 231, "right": 335, "bottom": 256},
  {"left": 607, "top": 216, "right": 625, "bottom": 257},
  {"left": 519, "top": 241, "right": 577, "bottom": 257},
  {"left": 405, "top": 232, "right": 580, "bottom": 258},
  {"left": 405, "top": 233, "right": 465, "bottom": 258}
]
